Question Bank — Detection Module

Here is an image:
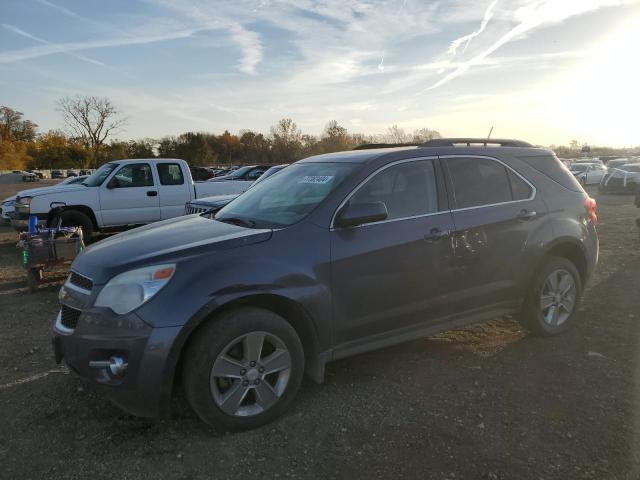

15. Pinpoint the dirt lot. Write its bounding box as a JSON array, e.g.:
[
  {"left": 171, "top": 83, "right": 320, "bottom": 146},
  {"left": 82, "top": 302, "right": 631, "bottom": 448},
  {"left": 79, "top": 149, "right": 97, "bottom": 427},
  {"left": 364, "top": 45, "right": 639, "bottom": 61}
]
[{"left": 1, "top": 181, "right": 639, "bottom": 480}]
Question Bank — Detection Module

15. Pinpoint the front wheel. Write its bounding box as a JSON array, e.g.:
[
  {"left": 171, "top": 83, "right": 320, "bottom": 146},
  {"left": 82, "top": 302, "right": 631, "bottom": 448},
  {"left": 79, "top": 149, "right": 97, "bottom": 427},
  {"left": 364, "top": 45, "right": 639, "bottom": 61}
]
[
  {"left": 52, "top": 210, "right": 94, "bottom": 242},
  {"left": 518, "top": 256, "right": 582, "bottom": 336},
  {"left": 182, "top": 307, "right": 305, "bottom": 432}
]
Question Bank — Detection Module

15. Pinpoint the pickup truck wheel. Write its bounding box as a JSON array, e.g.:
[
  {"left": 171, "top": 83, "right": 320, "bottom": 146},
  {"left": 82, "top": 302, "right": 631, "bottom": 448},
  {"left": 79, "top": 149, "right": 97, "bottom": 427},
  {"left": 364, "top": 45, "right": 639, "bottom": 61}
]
[
  {"left": 54, "top": 210, "right": 94, "bottom": 241},
  {"left": 183, "top": 307, "right": 304, "bottom": 432},
  {"left": 518, "top": 256, "right": 582, "bottom": 336}
]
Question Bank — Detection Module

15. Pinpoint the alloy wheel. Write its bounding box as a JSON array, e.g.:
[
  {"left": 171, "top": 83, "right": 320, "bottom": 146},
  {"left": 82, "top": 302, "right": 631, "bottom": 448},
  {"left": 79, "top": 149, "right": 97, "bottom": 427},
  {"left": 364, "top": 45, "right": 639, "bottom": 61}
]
[
  {"left": 209, "top": 331, "right": 292, "bottom": 417},
  {"left": 539, "top": 269, "right": 577, "bottom": 326}
]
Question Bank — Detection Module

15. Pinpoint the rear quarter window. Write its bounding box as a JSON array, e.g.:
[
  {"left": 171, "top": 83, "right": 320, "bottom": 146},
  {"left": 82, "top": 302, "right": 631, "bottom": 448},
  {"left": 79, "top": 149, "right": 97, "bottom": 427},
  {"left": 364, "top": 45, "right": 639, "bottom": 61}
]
[{"left": 518, "top": 155, "right": 583, "bottom": 192}]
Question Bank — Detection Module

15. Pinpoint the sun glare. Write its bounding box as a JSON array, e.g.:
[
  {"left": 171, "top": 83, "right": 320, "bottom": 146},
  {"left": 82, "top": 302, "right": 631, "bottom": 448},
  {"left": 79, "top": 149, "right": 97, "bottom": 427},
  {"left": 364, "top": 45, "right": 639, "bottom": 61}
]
[{"left": 550, "top": 13, "right": 640, "bottom": 146}]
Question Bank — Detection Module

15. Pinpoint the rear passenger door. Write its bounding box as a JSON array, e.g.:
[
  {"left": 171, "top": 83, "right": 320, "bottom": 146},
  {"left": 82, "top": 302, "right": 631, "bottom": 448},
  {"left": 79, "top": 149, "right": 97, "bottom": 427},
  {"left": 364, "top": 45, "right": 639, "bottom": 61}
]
[
  {"left": 442, "top": 156, "right": 546, "bottom": 312},
  {"left": 156, "top": 162, "right": 192, "bottom": 219}
]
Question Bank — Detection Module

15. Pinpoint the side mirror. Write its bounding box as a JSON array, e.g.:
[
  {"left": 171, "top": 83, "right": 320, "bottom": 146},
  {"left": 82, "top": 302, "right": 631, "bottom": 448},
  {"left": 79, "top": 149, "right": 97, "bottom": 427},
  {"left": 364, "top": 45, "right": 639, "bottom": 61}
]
[{"left": 335, "top": 202, "right": 388, "bottom": 228}]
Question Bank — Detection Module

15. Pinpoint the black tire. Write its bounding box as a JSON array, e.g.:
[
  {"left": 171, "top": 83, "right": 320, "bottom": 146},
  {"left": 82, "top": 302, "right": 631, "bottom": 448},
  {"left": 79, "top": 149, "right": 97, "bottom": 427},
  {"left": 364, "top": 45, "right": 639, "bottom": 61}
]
[
  {"left": 182, "top": 307, "right": 305, "bottom": 432},
  {"left": 518, "top": 256, "right": 583, "bottom": 336},
  {"left": 54, "top": 210, "right": 94, "bottom": 241}
]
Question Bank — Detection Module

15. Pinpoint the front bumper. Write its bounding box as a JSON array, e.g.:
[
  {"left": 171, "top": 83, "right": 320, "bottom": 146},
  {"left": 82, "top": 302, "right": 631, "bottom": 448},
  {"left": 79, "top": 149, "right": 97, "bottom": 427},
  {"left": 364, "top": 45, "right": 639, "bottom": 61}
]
[
  {"left": 52, "top": 283, "right": 182, "bottom": 417},
  {"left": 11, "top": 212, "right": 48, "bottom": 231}
]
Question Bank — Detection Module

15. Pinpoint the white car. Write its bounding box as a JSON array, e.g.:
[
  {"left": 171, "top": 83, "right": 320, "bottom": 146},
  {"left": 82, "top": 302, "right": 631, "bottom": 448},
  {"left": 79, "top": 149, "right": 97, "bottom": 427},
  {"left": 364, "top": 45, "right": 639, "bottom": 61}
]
[
  {"left": 12, "top": 159, "right": 256, "bottom": 238},
  {"left": 570, "top": 162, "right": 606, "bottom": 186},
  {"left": 1, "top": 196, "right": 16, "bottom": 222}
]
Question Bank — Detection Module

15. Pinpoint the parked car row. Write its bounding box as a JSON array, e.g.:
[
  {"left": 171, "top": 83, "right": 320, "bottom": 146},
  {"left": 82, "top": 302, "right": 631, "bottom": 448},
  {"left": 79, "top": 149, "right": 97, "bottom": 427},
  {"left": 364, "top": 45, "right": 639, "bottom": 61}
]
[
  {"left": 564, "top": 157, "right": 640, "bottom": 194},
  {"left": 599, "top": 163, "right": 640, "bottom": 193},
  {"left": 185, "top": 164, "right": 288, "bottom": 216},
  {"left": 49, "top": 139, "right": 598, "bottom": 432},
  {"left": 11, "top": 160, "right": 263, "bottom": 238}
]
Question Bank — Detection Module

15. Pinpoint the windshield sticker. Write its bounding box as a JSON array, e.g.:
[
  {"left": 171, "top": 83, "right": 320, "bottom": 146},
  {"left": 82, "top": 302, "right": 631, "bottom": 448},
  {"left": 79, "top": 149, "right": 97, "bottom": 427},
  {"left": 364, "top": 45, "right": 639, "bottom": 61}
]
[{"left": 300, "top": 175, "right": 334, "bottom": 184}]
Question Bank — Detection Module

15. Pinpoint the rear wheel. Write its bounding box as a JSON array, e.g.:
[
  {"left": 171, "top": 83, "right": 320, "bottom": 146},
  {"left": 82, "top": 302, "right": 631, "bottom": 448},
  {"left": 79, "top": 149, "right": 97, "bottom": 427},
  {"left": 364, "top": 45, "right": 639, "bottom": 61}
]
[
  {"left": 183, "top": 307, "right": 304, "bottom": 432},
  {"left": 518, "top": 256, "right": 582, "bottom": 336}
]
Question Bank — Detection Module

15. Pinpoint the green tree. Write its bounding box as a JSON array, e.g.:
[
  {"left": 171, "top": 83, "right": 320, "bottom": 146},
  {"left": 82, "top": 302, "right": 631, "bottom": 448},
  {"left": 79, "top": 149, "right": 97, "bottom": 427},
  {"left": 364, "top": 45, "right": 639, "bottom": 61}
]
[
  {"left": 319, "top": 120, "right": 351, "bottom": 153},
  {"left": 270, "top": 118, "right": 302, "bottom": 163},
  {"left": 29, "top": 130, "right": 90, "bottom": 169},
  {"left": 0, "top": 106, "right": 37, "bottom": 141}
]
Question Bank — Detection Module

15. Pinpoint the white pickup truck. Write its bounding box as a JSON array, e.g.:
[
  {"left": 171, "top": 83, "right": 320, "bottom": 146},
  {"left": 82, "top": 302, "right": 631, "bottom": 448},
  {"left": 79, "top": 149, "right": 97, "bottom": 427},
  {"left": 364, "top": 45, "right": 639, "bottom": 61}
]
[{"left": 12, "top": 159, "right": 255, "bottom": 238}]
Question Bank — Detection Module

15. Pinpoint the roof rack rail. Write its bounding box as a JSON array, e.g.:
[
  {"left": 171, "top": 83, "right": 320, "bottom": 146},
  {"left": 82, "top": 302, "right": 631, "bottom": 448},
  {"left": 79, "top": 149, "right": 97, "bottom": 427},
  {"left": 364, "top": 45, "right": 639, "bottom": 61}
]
[
  {"left": 353, "top": 143, "right": 421, "bottom": 150},
  {"left": 421, "top": 138, "right": 533, "bottom": 148}
]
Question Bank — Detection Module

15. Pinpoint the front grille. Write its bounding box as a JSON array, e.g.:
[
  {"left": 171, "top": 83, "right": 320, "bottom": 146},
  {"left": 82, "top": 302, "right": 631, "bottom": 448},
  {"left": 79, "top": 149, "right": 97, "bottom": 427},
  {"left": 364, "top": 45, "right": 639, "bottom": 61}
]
[
  {"left": 60, "top": 305, "right": 81, "bottom": 330},
  {"left": 69, "top": 271, "right": 93, "bottom": 291},
  {"left": 185, "top": 204, "right": 210, "bottom": 215}
]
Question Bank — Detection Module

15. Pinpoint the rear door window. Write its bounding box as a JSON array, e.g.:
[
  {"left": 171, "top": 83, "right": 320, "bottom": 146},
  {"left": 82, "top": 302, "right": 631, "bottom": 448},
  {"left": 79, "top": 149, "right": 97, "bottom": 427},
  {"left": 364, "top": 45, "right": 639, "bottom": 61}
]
[
  {"left": 444, "top": 157, "right": 512, "bottom": 209},
  {"left": 507, "top": 169, "right": 533, "bottom": 201},
  {"left": 158, "top": 163, "right": 185, "bottom": 185}
]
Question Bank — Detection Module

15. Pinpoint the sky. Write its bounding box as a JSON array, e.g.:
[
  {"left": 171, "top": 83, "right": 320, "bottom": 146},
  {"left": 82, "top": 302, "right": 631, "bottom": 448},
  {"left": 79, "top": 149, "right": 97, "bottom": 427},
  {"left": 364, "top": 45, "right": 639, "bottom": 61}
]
[{"left": 1, "top": 0, "right": 639, "bottom": 147}]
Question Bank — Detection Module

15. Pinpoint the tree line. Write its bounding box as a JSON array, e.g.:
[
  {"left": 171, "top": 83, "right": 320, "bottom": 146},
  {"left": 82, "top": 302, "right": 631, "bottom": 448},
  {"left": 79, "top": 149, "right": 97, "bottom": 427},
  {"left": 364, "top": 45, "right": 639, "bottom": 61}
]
[
  {"left": 0, "top": 96, "right": 443, "bottom": 171},
  {"left": 2, "top": 95, "right": 636, "bottom": 171}
]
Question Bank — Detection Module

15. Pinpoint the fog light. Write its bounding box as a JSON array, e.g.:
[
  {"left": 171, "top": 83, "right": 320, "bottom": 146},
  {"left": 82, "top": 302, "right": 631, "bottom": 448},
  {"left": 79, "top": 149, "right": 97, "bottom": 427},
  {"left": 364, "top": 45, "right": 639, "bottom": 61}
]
[{"left": 89, "top": 355, "right": 128, "bottom": 377}]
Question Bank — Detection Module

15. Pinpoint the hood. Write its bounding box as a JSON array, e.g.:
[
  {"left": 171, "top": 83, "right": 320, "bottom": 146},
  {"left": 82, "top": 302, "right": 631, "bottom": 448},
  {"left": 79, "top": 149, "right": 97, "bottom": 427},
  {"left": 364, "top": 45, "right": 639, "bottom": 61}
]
[
  {"left": 72, "top": 214, "right": 272, "bottom": 284},
  {"left": 190, "top": 194, "right": 239, "bottom": 207},
  {"left": 17, "top": 183, "right": 88, "bottom": 198}
]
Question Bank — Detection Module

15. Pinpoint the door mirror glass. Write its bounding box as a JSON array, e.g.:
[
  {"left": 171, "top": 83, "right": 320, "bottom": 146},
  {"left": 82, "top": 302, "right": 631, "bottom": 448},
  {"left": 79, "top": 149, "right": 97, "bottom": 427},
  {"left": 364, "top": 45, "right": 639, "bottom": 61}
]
[{"left": 336, "top": 201, "right": 388, "bottom": 228}]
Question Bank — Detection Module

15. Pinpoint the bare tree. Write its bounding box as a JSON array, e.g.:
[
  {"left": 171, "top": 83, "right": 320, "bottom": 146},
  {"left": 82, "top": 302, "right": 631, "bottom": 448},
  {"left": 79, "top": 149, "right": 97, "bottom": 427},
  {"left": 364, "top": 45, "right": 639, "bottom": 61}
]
[
  {"left": 385, "top": 125, "right": 409, "bottom": 144},
  {"left": 57, "top": 96, "right": 127, "bottom": 167}
]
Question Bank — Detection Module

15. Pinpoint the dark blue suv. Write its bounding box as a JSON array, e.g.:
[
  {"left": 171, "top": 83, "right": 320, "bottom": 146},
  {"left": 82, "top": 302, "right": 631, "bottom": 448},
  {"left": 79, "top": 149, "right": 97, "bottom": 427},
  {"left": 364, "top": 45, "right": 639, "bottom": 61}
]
[{"left": 53, "top": 139, "right": 598, "bottom": 431}]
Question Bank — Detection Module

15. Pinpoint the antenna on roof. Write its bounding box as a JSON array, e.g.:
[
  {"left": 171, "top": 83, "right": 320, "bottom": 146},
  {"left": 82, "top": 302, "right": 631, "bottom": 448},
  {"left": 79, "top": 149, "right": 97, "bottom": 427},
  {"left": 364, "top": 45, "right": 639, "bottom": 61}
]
[{"left": 487, "top": 126, "right": 494, "bottom": 139}]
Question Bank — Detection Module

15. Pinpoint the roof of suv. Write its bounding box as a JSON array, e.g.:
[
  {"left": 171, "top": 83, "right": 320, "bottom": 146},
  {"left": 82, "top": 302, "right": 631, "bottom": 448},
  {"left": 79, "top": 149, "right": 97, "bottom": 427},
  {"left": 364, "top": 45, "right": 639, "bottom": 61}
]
[{"left": 299, "top": 139, "right": 552, "bottom": 165}]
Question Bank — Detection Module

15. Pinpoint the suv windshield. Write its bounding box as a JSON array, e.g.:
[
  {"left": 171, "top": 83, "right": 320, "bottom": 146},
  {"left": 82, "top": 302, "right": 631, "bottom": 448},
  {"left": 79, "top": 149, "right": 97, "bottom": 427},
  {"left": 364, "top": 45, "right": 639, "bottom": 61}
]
[
  {"left": 215, "top": 162, "right": 356, "bottom": 228},
  {"left": 82, "top": 163, "right": 118, "bottom": 187}
]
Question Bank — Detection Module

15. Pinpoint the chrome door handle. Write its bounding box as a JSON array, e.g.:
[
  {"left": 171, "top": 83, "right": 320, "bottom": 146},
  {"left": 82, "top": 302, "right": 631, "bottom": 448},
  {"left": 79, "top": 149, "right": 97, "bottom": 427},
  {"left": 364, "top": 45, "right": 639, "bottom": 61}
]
[{"left": 517, "top": 209, "right": 537, "bottom": 220}]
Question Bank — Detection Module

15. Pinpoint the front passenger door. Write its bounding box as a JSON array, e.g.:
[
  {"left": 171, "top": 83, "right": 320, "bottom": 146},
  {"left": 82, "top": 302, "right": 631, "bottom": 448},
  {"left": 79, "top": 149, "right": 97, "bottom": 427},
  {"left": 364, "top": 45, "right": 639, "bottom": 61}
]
[
  {"left": 100, "top": 163, "right": 161, "bottom": 226},
  {"left": 330, "top": 158, "right": 456, "bottom": 346}
]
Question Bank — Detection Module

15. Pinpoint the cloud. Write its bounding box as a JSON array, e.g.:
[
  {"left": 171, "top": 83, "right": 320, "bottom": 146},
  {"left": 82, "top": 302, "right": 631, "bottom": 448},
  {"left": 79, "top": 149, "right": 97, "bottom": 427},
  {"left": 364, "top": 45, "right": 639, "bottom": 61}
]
[
  {"left": 430, "top": 0, "right": 635, "bottom": 89},
  {"left": 35, "top": 0, "right": 81, "bottom": 19},
  {"left": 228, "top": 22, "right": 263, "bottom": 74},
  {"left": 145, "top": 0, "right": 264, "bottom": 74},
  {"left": 0, "top": 26, "right": 200, "bottom": 63},
  {"left": 448, "top": 0, "right": 498, "bottom": 55},
  {"left": 2, "top": 23, "right": 106, "bottom": 66}
]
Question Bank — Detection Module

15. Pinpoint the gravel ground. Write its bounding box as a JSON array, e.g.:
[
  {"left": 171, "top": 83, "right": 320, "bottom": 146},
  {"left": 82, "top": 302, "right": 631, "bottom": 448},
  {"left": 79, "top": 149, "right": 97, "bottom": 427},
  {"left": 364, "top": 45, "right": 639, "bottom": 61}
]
[{"left": 1, "top": 182, "right": 639, "bottom": 480}]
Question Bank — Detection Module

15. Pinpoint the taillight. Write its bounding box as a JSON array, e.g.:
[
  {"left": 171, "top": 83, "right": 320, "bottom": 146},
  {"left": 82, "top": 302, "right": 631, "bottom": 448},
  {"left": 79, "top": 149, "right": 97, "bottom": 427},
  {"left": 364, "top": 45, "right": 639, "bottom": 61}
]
[{"left": 584, "top": 197, "right": 597, "bottom": 225}]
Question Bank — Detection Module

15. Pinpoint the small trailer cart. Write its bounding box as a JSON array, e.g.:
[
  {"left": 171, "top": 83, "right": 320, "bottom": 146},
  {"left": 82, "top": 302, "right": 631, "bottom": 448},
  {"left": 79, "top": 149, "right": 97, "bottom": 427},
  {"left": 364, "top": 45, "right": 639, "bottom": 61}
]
[{"left": 17, "top": 223, "right": 84, "bottom": 293}]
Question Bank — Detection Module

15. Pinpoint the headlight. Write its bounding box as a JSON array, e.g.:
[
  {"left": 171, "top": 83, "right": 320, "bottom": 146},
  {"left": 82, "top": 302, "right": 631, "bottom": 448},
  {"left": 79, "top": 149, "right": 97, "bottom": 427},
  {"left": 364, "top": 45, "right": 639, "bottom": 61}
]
[
  {"left": 94, "top": 264, "right": 175, "bottom": 315},
  {"left": 17, "top": 196, "right": 32, "bottom": 206}
]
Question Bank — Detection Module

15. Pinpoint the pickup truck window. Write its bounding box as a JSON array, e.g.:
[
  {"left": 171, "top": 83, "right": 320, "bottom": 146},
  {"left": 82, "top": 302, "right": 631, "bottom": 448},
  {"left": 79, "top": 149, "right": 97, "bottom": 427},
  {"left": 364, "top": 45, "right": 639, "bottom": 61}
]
[
  {"left": 82, "top": 163, "right": 118, "bottom": 187},
  {"left": 110, "top": 164, "right": 154, "bottom": 188},
  {"left": 158, "top": 163, "right": 185, "bottom": 185},
  {"left": 216, "top": 163, "right": 356, "bottom": 228}
]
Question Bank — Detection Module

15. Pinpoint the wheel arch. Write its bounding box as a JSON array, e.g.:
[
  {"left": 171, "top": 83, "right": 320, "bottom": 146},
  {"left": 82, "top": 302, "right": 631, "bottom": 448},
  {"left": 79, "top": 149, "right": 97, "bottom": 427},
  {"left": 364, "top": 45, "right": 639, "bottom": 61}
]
[
  {"left": 46, "top": 204, "right": 98, "bottom": 229},
  {"left": 540, "top": 238, "right": 588, "bottom": 285},
  {"left": 168, "top": 293, "right": 325, "bottom": 402}
]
